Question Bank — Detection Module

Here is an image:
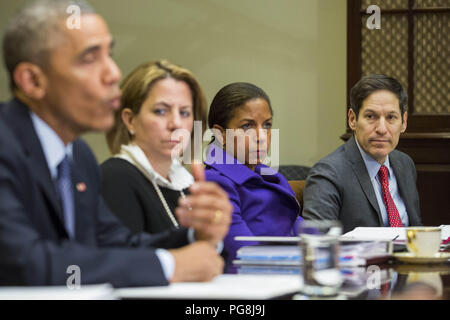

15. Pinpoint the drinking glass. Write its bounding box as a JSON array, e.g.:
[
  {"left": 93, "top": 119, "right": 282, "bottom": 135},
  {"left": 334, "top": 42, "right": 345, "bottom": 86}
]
[{"left": 298, "top": 220, "right": 343, "bottom": 297}]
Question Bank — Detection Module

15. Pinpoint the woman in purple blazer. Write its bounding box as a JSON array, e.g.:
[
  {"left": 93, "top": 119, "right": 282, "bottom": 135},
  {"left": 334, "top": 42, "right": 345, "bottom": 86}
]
[{"left": 204, "top": 82, "right": 303, "bottom": 272}]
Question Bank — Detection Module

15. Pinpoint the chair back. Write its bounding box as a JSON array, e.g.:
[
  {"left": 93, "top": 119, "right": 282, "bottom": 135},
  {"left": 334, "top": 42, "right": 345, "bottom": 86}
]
[
  {"left": 288, "top": 180, "right": 306, "bottom": 211},
  {"left": 279, "top": 165, "right": 310, "bottom": 180}
]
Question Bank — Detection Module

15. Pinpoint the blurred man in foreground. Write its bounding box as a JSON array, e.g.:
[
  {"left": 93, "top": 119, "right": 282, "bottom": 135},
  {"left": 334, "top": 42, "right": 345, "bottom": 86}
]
[{"left": 0, "top": 0, "right": 232, "bottom": 287}]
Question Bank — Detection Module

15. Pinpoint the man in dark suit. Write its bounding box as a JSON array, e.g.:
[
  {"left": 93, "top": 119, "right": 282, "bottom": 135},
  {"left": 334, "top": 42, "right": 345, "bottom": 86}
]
[
  {"left": 302, "top": 75, "right": 421, "bottom": 233},
  {"left": 0, "top": 0, "right": 232, "bottom": 287}
]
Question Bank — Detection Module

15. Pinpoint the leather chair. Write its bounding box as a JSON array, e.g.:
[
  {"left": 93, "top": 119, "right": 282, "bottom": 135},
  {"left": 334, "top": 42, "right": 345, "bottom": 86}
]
[{"left": 288, "top": 180, "right": 306, "bottom": 210}]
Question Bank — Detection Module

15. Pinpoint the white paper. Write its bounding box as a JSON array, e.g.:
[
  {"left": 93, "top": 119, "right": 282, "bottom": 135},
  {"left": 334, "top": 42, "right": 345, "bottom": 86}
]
[
  {"left": 440, "top": 225, "right": 450, "bottom": 240},
  {"left": 0, "top": 283, "right": 116, "bottom": 300},
  {"left": 341, "top": 227, "right": 406, "bottom": 241},
  {"left": 116, "top": 274, "right": 302, "bottom": 300},
  {"left": 341, "top": 226, "right": 449, "bottom": 242}
]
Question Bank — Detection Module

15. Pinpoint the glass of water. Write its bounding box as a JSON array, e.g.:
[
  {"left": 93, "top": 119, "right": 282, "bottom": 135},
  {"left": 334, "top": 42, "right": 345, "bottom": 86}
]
[{"left": 298, "top": 220, "right": 343, "bottom": 297}]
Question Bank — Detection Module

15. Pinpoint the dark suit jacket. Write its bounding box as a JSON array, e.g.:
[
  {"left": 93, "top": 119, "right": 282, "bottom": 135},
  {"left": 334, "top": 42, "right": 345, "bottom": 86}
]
[
  {"left": 0, "top": 98, "right": 190, "bottom": 287},
  {"left": 302, "top": 136, "right": 422, "bottom": 233},
  {"left": 101, "top": 158, "right": 189, "bottom": 234}
]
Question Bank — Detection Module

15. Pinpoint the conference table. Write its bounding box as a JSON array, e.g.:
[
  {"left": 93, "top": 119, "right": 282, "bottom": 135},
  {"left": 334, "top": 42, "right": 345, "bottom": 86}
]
[
  {"left": 292, "top": 245, "right": 450, "bottom": 300},
  {"left": 335, "top": 238, "right": 450, "bottom": 300},
  {"left": 0, "top": 239, "right": 448, "bottom": 301},
  {"left": 115, "top": 233, "right": 450, "bottom": 300},
  {"left": 115, "top": 254, "right": 450, "bottom": 301},
  {"left": 0, "top": 258, "right": 448, "bottom": 301},
  {"left": 334, "top": 260, "right": 450, "bottom": 300}
]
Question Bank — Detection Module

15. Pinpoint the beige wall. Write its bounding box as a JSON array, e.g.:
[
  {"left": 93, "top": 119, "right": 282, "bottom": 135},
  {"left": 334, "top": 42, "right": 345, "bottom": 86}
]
[{"left": 0, "top": 0, "right": 347, "bottom": 167}]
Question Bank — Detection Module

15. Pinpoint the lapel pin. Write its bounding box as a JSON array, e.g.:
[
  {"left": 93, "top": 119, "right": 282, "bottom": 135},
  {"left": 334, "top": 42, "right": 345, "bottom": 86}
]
[{"left": 76, "top": 182, "right": 86, "bottom": 192}]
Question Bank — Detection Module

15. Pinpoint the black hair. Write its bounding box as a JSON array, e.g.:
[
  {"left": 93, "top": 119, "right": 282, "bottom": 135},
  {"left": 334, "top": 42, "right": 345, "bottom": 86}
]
[
  {"left": 208, "top": 82, "right": 273, "bottom": 131},
  {"left": 350, "top": 74, "right": 407, "bottom": 118}
]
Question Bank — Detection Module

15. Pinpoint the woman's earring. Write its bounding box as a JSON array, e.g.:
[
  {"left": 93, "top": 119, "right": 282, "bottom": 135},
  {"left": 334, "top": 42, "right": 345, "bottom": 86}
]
[{"left": 129, "top": 130, "right": 134, "bottom": 136}]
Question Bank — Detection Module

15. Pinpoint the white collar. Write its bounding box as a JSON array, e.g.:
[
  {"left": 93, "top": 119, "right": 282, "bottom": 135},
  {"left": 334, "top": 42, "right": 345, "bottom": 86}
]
[
  {"left": 355, "top": 137, "right": 391, "bottom": 180},
  {"left": 115, "top": 144, "right": 194, "bottom": 191},
  {"left": 30, "top": 111, "right": 73, "bottom": 180}
]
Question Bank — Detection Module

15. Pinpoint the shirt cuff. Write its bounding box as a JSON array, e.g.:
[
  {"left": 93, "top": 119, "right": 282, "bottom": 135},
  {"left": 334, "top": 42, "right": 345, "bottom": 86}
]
[
  {"left": 155, "top": 249, "right": 175, "bottom": 281},
  {"left": 187, "top": 227, "right": 224, "bottom": 253}
]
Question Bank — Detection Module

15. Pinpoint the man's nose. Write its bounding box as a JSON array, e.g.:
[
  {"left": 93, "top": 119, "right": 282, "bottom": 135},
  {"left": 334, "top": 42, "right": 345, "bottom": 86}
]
[
  {"left": 376, "top": 117, "right": 388, "bottom": 134},
  {"left": 104, "top": 56, "right": 122, "bottom": 85}
]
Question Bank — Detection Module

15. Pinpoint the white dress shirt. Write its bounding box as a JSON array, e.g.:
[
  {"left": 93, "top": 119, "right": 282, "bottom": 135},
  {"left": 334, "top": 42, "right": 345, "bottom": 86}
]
[
  {"left": 355, "top": 139, "right": 409, "bottom": 227},
  {"left": 30, "top": 112, "right": 177, "bottom": 280}
]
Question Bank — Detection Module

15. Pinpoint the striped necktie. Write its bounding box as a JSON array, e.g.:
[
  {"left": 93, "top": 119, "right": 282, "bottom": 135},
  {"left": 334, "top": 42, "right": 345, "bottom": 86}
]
[{"left": 56, "top": 155, "right": 75, "bottom": 238}]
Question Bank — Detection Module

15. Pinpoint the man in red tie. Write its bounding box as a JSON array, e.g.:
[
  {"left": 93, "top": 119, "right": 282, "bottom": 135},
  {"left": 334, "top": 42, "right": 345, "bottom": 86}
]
[{"left": 303, "top": 74, "right": 422, "bottom": 232}]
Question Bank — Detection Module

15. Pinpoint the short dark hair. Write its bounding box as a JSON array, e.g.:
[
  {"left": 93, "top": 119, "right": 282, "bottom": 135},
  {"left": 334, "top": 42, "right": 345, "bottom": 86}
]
[
  {"left": 2, "top": 0, "right": 95, "bottom": 91},
  {"left": 208, "top": 82, "right": 273, "bottom": 131},
  {"left": 350, "top": 74, "right": 408, "bottom": 118}
]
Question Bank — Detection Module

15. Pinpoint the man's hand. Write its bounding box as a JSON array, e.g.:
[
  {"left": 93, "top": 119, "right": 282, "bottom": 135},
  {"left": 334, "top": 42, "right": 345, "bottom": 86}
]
[
  {"left": 175, "top": 163, "right": 232, "bottom": 247},
  {"left": 169, "top": 241, "right": 224, "bottom": 283}
]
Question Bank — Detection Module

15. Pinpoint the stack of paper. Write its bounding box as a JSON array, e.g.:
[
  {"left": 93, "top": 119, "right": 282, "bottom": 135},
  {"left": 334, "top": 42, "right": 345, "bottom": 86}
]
[
  {"left": 339, "top": 267, "right": 393, "bottom": 297},
  {"left": 233, "top": 240, "right": 392, "bottom": 273},
  {"left": 235, "top": 245, "right": 300, "bottom": 265},
  {"left": 339, "top": 240, "right": 392, "bottom": 267}
]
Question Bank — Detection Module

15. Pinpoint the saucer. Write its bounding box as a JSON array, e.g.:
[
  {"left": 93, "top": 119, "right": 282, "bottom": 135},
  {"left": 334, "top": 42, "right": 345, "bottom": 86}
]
[
  {"left": 396, "top": 264, "right": 450, "bottom": 275},
  {"left": 394, "top": 252, "right": 450, "bottom": 264}
]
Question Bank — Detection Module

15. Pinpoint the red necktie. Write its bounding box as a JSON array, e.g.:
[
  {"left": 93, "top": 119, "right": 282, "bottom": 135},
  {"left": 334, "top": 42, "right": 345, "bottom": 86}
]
[
  {"left": 378, "top": 165, "right": 403, "bottom": 227},
  {"left": 380, "top": 282, "right": 390, "bottom": 298}
]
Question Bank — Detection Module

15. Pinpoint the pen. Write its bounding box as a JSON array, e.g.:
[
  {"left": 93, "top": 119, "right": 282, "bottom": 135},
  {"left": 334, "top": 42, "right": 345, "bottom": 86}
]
[{"left": 392, "top": 235, "right": 399, "bottom": 241}]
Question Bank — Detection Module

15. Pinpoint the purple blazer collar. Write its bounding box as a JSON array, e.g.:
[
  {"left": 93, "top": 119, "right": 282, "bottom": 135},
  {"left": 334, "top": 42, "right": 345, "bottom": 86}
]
[{"left": 204, "top": 143, "right": 280, "bottom": 185}]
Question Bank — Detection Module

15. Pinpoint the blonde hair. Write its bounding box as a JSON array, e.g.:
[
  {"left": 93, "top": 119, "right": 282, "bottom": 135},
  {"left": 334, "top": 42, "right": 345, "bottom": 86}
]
[{"left": 106, "top": 60, "right": 207, "bottom": 154}]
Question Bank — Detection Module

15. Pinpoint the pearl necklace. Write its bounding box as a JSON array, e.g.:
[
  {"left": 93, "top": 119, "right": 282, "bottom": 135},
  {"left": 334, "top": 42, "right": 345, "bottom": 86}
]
[
  {"left": 149, "top": 178, "right": 182, "bottom": 228},
  {"left": 121, "top": 150, "right": 191, "bottom": 228}
]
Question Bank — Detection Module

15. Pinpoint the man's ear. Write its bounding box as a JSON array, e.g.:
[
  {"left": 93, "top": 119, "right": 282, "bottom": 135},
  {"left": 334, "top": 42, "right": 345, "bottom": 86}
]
[
  {"left": 13, "top": 62, "right": 47, "bottom": 100},
  {"left": 401, "top": 111, "right": 408, "bottom": 133},
  {"left": 212, "top": 124, "right": 226, "bottom": 146},
  {"left": 121, "top": 108, "right": 136, "bottom": 135},
  {"left": 348, "top": 108, "right": 357, "bottom": 131}
]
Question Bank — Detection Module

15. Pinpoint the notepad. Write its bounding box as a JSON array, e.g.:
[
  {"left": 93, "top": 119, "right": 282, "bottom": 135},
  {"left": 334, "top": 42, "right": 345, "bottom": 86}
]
[
  {"left": 341, "top": 227, "right": 407, "bottom": 241},
  {"left": 116, "top": 274, "right": 302, "bottom": 300},
  {"left": 341, "top": 226, "right": 450, "bottom": 242}
]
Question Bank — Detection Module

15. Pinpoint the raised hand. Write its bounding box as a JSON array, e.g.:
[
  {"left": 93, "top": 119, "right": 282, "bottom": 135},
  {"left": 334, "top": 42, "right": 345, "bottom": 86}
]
[{"left": 175, "top": 163, "right": 232, "bottom": 247}]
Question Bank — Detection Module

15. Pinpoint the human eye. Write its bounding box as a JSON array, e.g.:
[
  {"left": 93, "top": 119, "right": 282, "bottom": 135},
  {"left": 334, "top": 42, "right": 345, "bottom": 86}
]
[
  {"left": 80, "top": 52, "right": 96, "bottom": 64},
  {"left": 263, "top": 122, "right": 272, "bottom": 129},
  {"left": 153, "top": 108, "right": 166, "bottom": 115},
  {"left": 180, "top": 108, "right": 192, "bottom": 118},
  {"left": 241, "top": 123, "right": 251, "bottom": 130},
  {"left": 387, "top": 114, "right": 398, "bottom": 121}
]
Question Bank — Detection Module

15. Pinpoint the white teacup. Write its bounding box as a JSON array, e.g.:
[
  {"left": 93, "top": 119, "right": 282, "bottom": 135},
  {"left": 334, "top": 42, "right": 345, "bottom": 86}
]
[{"left": 406, "top": 227, "right": 441, "bottom": 257}]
